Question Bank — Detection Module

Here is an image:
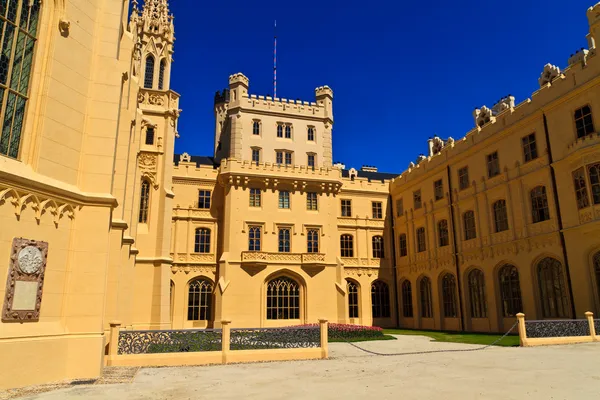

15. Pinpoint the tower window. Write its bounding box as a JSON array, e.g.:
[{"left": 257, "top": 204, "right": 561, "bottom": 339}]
[
  {"left": 139, "top": 180, "right": 151, "bottom": 223},
  {"left": 145, "top": 126, "right": 155, "bottom": 145},
  {"left": 158, "top": 59, "right": 166, "bottom": 90},
  {"left": 253, "top": 120, "right": 260, "bottom": 135},
  {"left": 144, "top": 55, "right": 155, "bottom": 89},
  {"left": 307, "top": 127, "right": 315, "bottom": 141}
]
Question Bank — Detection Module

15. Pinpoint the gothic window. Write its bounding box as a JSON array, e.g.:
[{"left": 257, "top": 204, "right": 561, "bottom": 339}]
[
  {"left": 458, "top": 166, "right": 470, "bottom": 190},
  {"left": 537, "top": 257, "right": 569, "bottom": 318},
  {"left": 401, "top": 280, "right": 413, "bottom": 317},
  {"left": 278, "top": 190, "right": 290, "bottom": 209},
  {"left": 372, "top": 201, "right": 383, "bottom": 219},
  {"left": 144, "top": 55, "right": 155, "bottom": 88},
  {"left": 399, "top": 234, "right": 407, "bottom": 257},
  {"left": 420, "top": 277, "right": 433, "bottom": 318},
  {"left": 307, "top": 229, "right": 319, "bottom": 253},
  {"left": 276, "top": 151, "right": 283, "bottom": 165},
  {"left": 573, "top": 167, "right": 590, "bottom": 209},
  {"left": 306, "top": 192, "right": 318, "bottom": 210},
  {"left": 0, "top": 0, "right": 41, "bottom": 159},
  {"left": 347, "top": 280, "right": 359, "bottom": 318},
  {"left": 138, "top": 180, "right": 150, "bottom": 223},
  {"left": 372, "top": 236, "right": 384, "bottom": 258},
  {"left": 487, "top": 151, "right": 500, "bottom": 178},
  {"left": 587, "top": 164, "right": 600, "bottom": 205},
  {"left": 145, "top": 126, "right": 155, "bottom": 145},
  {"left": 278, "top": 228, "right": 291, "bottom": 252},
  {"left": 158, "top": 59, "right": 166, "bottom": 90},
  {"left": 371, "top": 280, "right": 390, "bottom": 318},
  {"left": 463, "top": 210, "right": 476, "bottom": 240},
  {"left": 277, "top": 123, "right": 283, "bottom": 138},
  {"left": 531, "top": 186, "right": 550, "bottom": 223},
  {"left": 493, "top": 200, "right": 509, "bottom": 232},
  {"left": 438, "top": 219, "right": 449, "bottom": 247},
  {"left": 340, "top": 234, "right": 353, "bottom": 257},
  {"left": 285, "top": 152, "right": 292, "bottom": 165},
  {"left": 252, "top": 120, "right": 260, "bottom": 135},
  {"left": 266, "top": 277, "right": 300, "bottom": 319},
  {"left": 442, "top": 273, "right": 458, "bottom": 318},
  {"left": 197, "top": 190, "right": 211, "bottom": 209},
  {"left": 188, "top": 279, "right": 213, "bottom": 321},
  {"left": 285, "top": 124, "right": 292, "bottom": 138},
  {"left": 307, "top": 126, "right": 315, "bottom": 141},
  {"left": 468, "top": 269, "right": 488, "bottom": 318},
  {"left": 522, "top": 133, "right": 538, "bottom": 162},
  {"left": 248, "top": 226, "right": 261, "bottom": 251},
  {"left": 499, "top": 265, "right": 522, "bottom": 317},
  {"left": 574, "top": 105, "right": 595, "bottom": 139},
  {"left": 416, "top": 227, "right": 426, "bottom": 252},
  {"left": 341, "top": 199, "right": 352, "bottom": 217},
  {"left": 249, "top": 188, "right": 261, "bottom": 207},
  {"left": 194, "top": 228, "right": 210, "bottom": 253}
]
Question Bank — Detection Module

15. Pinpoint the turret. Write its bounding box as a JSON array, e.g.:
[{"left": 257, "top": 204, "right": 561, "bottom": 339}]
[
  {"left": 228, "top": 73, "right": 249, "bottom": 103},
  {"left": 587, "top": 3, "right": 600, "bottom": 49},
  {"left": 315, "top": 85, "right": 333, "bottom": 123}
]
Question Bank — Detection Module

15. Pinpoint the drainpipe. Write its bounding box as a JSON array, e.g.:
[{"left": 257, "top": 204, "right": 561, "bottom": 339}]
[
  {"left": 447, "top": 165, "right": 465, "bottom": 331},
  {"left": 542, "top": 113, "right": 577, "bottom": 318},
  {"left": 389, "top": 194, "right": 401, "bottom": 327}
]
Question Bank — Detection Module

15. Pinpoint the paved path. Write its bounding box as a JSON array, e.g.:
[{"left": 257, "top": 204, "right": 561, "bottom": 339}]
[{"left": 13, "top": 335, "right": 600, "bottom": 400}]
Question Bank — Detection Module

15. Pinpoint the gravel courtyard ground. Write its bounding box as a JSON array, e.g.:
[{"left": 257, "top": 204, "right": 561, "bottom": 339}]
[{"left": 9, "top": 334, "right": 600, "bottom": 400}]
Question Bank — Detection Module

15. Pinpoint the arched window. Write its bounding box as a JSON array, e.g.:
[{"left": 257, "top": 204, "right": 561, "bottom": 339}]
[
  {"left": 340, "top": 234, "right": 354, "bottom": 257},
  {"left": 138, "top": 180, "right": 150, "bottom": 223},
  {"left": 248, "top": 226, "right": 261, "bottom": 251},
  {"left": 307, "top": 127, "right": 315, "bottom": 141},
  {"left": 371, "top": 280, "right": 390, "bottom": 318},
  {"left": 438, "top": 220, "right": 449, "bottom": 247},
  {"left": 158, "top": 59, "right": 166, "bottom": 90},
  {"left": 144, "top": 55, "right": 155, "bottom": 89},
  {"left": 285, "top": 125, "right": 292, "bottom": 138},
  {"left": 468, "top": 269, "right": 487, "bottom": 318},
  {"left": 420, "top": 277, "right": 433, "bottom": 318},
  {"left": 401, "top": 280, "right": 413, "bottom": 318},
  {"left": 463, "top": 210, "right": 476, "bottom": 240},
  {"left": 277, "top": 124, "right": 283, "bottom": 137},
  {"left": 493, "top": 200, "right": 509, "bottom": 232},
  {"left": 372, "top": 236, "right": 384, "bottom": 258},
  {"left": 253, "top": 121, "right": 260, "bottom": 135},
  {"left": 442, "top": 274, "right": 458, "bottom": 318},
  {"left": 0, "top": 0, "right": 41, "bottom": 159},
  {"left": 499, "top": 265, "right": 522, "bottom": 317},
  {"left": 347, "top": 280, "right": 359, "bottom": 318},
  {"left": 538, "top": 257, "right": 569, "bottom": 318},
  {"left": 278, "top": 227, "right": 291, "bottom": 252},
  {"left": 266, "top": 277, "right": 300, "bottom": 319},
  {"left": 188, "top": 279, "right": 213, "bottom": 321},
  {"left": 531, "top": 186, "right": 550, "bottom": 223},
  {"left": 416, "top": 227, "right": 426, "bottom": 252},
  {"left": 194, "top": 228, "right": 211, "bottom": 253}
]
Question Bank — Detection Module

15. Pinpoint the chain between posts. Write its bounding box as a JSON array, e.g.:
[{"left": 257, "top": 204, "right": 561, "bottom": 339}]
[{"left": 342, "top": 321, "right": 519, "bottom": 356}]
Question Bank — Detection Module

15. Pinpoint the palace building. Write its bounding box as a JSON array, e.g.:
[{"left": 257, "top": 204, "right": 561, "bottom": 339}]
[{"left": 1, "top": 0, "right": 600, "bottom": 390}]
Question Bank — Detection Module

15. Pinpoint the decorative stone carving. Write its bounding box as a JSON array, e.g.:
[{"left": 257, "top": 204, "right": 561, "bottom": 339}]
[
  {"left": 568, "top": 48, "right": 589, "bottom": 67},
  {"left": 148, "top": 94, "right": 164, "bottom": 106},
  {"left": 58, "top": 18, "right": 70, "bottom": 37},
  {"left": 428, "top": 136, "right": 445, "bottom": 156},
  {"left": 538, "top": 63, "right": 561, "bottom": 86},
  {"left": 138, "top": 152, "right": 159, "bottom": 189},
  {"left": 2, "top": 238, "right": 49, "bottom": 322},
  {"left": 180, "top": 152, "right": 191, "bottom": 163},
  {"left": 473, "top": 106, "right": 494, "bottom": 128},
  {"left": 0, "top": 186, "right": 76, "bottom": 225},
  {"left": 491, "top": 95, "right": 515, "bottom": 115}
]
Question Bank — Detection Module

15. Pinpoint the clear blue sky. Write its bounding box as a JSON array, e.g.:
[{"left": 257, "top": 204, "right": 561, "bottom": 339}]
[{"left": 168, "top": 0, "right": 594, "bottom": 173}]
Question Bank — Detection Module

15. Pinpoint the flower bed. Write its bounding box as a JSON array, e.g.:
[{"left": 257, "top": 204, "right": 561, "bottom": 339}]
[{"left": 294, "top": 323, "right": 387, "bottom": 342}]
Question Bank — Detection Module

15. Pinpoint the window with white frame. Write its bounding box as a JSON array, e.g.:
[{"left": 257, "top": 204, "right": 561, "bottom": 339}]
[{"left": 279, "top": 191, "right": 290, "bottom": 209}]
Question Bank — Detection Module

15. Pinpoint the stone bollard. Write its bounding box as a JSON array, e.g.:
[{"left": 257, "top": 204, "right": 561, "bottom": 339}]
[
  {"left": 516, "top": 313, "right": 527, "bottom": 347},
  {"left": 221, "top": 320, "right": 231, "bottom": 364},
  {"left": 585, "top": 312, "right": 596, "bottom": 341},
  {"left": 319, "top": 319, "right": 329, "bottom": 359},
  {"left": 109, "top": 320, "right": 122, "bottom": 357}
]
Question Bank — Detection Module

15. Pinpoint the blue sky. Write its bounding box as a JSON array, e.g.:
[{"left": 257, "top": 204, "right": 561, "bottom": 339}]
[{"left": 168, "top": 0, "right": 594, "bottom": 173}]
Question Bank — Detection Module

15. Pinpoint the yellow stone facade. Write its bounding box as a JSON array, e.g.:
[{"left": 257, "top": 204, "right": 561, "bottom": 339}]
[{"left": 1, "top": 0, "right": 600, "bottom": 391}]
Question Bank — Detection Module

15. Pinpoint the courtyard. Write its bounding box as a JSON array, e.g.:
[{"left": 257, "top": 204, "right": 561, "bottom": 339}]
[{"left": 6, "top": 334, "right": 600, "bottom": 400}]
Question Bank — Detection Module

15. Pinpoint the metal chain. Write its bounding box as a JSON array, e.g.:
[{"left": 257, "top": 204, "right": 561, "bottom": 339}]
[{"left": 341, "top": 321, "right": 519, "bottom": 356}]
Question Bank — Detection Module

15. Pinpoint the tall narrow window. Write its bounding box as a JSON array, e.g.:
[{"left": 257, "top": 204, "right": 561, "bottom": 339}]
[
  {"left": 401, "top": 280, "right": 413, "bottom": 317},
  {"left": 372, "top": 236, "right": 384, "bottom": 258},
  {"left": 285, "top": 152, "right": 292, "bottom": 165},
  {"left": 486, "top": 151, "right": 500, "bottom": 178},
  {"left": 413, "top": 189, "right": 422, "bottom": 209},
  {"left": 574, "top": 105, "right": 595, "bottom": 139},
  {"left": 442, "top": 274, "right": 458, "bottom": 318},
  {"left": 372, "top": 201, "right": 383, "bottom": 219},
  {"left": 197, "top": 190, "right": 211, "bottom": 209},
  {"left": 144, "top": 55, "right": 155, "bottom": 88},
  {"left": 252, "top": 121, "right": 260, "bottom": 135},
  {"left": 347, "top": 280, "right": 359, "bottom": 318},
  {"left": 0, "top": 0, "right": 42, "bottom": 159},
  {"left": 158, "top": 59, "right": 166, "bottom": 90},
  {"left": 531, "top": 186, "right": 550, "bottom": 223},
  {"left": 266, "top": 277, "right": 300, "bottom": 320},
  {"left": 278, "top": 191, "right": 290, "bottom": 209},
  {"left": 573, "top": 167, "right": 590, "bottom": 209},
  {"left": 285, "top": 125, "right": 292, "bottom": 138},
  {"left": 276, "top": 151, "right": 283, "bottom": 165},
  {"left": 371, "top": 280, "right": 390, "bottom": 318},
  {"left": 420, "top": 277, "right": 433, "bottom": 318},
  {"left": 587, "top": 164, "right": 600, "bottom": 204},
  {"left": 340, "top": 234, "right": 354, "bottom": 257},
  {"left": 593, "top": 252, "right": 600, "bottom": 311},
  {"left": 139, "top": 180, "right": 150, "bottom": 223},
  {"left": 468, "top": 269, "right": 488, "bottom": 318},
  {"left": 278, "top": 228, "right": 291, "bottom": 252},
  {"left": 396, "top": 198, "right": 404, "bottom": 217},
  {"left": 458, "top": 166, "right": 470, "bottom": 190},
  {"left": 307, "top": 229, "right": 319, "bottom": 253},
  {"left": 493, "top": 200, "right": 509, "bottom": 232},
  {"left": 522, "top": 133, "right": 538, "bottom": 162},
  {"left": 416, "top": 227, "right": 426, "bottom": 252},
  {"left": 188, "top": 279, "right": 213, "bottom": 321},
  {"left": 438, "top": 219, "right": 449, "bottom": 247},
  {"left": 341, "top": 199, "right": 352, "bottom": 217},
  {"left": 194, "top": 228, "right": 211, "bottom": 253},
  {"left": 399, "top": 234, "right": 407, "bottom": 257},
  {"left": 307, "top": 154, "right": 315, "bottom": 169},
  {"left": 251, "top": 148, "right": 260, "bottom": 164},
  {"left": 307, "top": 126, "right": 315, "bottom": 141},
  {"left": 277, "top": 124, "right": 283, "bottom": 138},
  {"left": 434, "top": 179, "right": 444, "bottom": 201},
  {"left": 306, "top": 192, "right": 318, "bottom": 210},
  {"left": 499, "top": 265, "right": 522, "bottom": 317},
  {"left": 145, "top": 126, "right": 155, "bottom": 145},
  {"left": 249, "top": 188, "right": 261, "bottom": 207},
  {"left": 463, "top": 210, "right": 477, "bottom": 240},
  {"left": 538, "top": 257, "right": 569, "bottom": 318},
  {"left": 248, "top": 226, "right": 261, "bottom": 251}
]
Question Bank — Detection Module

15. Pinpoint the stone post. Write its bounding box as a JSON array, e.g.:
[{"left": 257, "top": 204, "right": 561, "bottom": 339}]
[
  {"left": 516, "top": 313, "right": 527, "bottom": 347},
  {"left": 221, "top": 320, "right": 231, "bottom": 364},
  {"left": 585, "top": 311, "right": 596, "bottom": 341},
  {"left": 319, "top": 319, "right": 329, "bottom": 359},
  {"left": 109, "top": 320, "right": 122, "bottom": 357}
]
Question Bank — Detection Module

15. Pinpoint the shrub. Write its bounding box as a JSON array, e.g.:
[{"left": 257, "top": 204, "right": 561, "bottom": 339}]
[{"left": 294, "top": 323, "right": 385, "bottom": 341}]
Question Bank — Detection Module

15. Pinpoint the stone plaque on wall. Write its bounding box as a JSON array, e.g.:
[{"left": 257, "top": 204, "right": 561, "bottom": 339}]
[{"left": 2, "top": 238, "right": 48, "bottom": 322}]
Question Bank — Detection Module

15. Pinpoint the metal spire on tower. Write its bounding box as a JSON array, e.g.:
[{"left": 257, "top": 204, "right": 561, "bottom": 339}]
[{"left": 274, "top": 20, "right": 277, "bottom": 99}]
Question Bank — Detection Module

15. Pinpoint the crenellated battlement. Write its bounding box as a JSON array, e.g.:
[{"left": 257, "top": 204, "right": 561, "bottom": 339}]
[{"left": 229, "top": 72, "right": 249, "bottom": 86}]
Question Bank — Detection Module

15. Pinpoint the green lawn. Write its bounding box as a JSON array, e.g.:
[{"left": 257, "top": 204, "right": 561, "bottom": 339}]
[{"left": 382, "top": 328, "right": 520, "bottom": 347}]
